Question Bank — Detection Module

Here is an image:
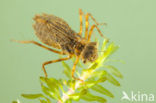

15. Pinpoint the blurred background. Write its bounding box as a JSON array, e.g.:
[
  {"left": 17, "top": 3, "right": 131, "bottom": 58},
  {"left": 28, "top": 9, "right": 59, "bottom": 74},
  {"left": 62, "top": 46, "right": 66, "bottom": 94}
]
[{"left": 0, "top": 0, "right": 156, "bottom": 103}]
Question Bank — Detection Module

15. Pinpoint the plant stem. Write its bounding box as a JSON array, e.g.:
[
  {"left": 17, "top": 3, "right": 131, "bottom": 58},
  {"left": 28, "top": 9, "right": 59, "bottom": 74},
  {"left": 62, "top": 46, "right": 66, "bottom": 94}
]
[{"left": 57, "top": 69, "right": 94, "bottom": 103}]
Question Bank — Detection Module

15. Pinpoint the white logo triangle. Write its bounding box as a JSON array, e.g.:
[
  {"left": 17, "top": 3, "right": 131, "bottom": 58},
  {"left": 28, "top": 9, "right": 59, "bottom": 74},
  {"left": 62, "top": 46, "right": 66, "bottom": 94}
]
[{"left": 121, "top": 91, "right": 131, "bottom": 101}]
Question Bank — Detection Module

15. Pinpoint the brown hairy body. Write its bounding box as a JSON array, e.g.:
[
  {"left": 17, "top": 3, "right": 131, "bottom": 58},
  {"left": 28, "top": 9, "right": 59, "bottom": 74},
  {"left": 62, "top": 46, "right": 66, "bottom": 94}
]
[{"left": 13, "top": 9, "right": 106, "bottom": 80}]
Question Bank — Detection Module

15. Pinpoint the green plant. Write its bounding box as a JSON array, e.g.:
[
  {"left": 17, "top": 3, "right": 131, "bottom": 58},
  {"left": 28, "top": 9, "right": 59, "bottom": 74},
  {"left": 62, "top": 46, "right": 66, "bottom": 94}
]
[{"left": 14, "top": 39, "right": 123, "bottom": 103}]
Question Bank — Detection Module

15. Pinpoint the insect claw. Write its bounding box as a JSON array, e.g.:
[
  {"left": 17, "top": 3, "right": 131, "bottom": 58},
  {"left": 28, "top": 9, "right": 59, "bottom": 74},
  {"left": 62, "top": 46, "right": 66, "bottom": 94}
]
[{"left": 79, "top": 8, "right": 83, "bottom": 15}]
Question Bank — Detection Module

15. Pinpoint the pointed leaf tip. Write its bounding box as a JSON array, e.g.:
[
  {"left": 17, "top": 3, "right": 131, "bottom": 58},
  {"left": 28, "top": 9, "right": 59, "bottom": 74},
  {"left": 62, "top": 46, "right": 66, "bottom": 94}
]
[
  {"left": 106, "top": 73, "right": 120, "bottom": 86},
  {"left": 104, "top": 65, "right": 123, "bottom": 78},
  {"left": 21, "top": 94, "right": 43, "bottom": 99},
  {"left": 81, "top": 92, "right": 107, "bottom": 103},
  {"left": 91, "top": 84, "right": 114, "bottom": 98}
]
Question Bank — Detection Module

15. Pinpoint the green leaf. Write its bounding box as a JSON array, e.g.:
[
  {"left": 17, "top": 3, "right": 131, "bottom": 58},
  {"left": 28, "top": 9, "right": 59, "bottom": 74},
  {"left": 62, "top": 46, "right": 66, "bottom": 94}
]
[
  {"left": 110, "top": 44, "right": 119, "bottom": 55},
  {"left": 80, "top": 63, "right": 100, "bottom": 80},
  {"left": 69, "top": 93, "right": 80, "bottom": 101},
  {"left": 66, "top": 80, "right": 76, "bottom": 90},
  {"left": 84, "top": 80, "right": 97, "bottom": 88},
  {"left": 101, "top": 39, "right": 109, "bottom": 51},
  {"left": 87, "top": 63, "right": 99, "bottom": 71},
  {"left": 58, "top": 79, "right": 65, "bottom": 92},
  {"left": 97, "top": 76, "right": 107, "bottom": 83},
  {"left": 40, "top": 77, "right": 61, "bottom": 100},
  {"left": 39, "top": 97, "right": 51, "bottom": 103},
  {"left": 21, "top": 93, "right": 43, "bottom": 99},
  {"left": 106, "top": 42, "right": 119, "bottom": 57},
  {"left": 80, "top": 89, "right": 88, "bottom": 95},
  {"left": 83, "top": 70, "right": 107, "bottom": 88},
  {"left": 39, "top": 99, "right": 48, "bottom": 103},
  {"left": 90, "top": 70, "right": 107, "bottom": 79},
  {"left": 62, "top": 61, "right": 72, "bottom": 79},
  {"left": 65, "top": 99, "right": 72, "bottom": 103},
  {"left": 104, "top": 65, "right": 123, "bottom": 78},
  {"left": 45, "top": 97, "right": 51, "bottom": 103},
  {"left": 12, "top": 101, "right": 18, "bottom": 103},
  {"left": 81, "top": 92, "right": 107, "bottom": 103},
  {"left": 40, "top": 77, "right": 59, "bottom": 92},
  {"left": 91, "top": 70, "right": 107, "bottom": 83},
  {"left": 41, "top": 84, "right": 55, "bottom": 99},
  {"left": 106, "top": 73, "right": 120, "bottom": 86},
  {"left": 100, "top": 42, "right": 119, "bottom": 60},
  {"left": 68, "top": 89, "right": 87, "bottom": 101},
  {"left": 91, "top": 84, "right": 114, "bottom": 98},
  {"left": 39, "top": 98, "right": 51, "bottom": 103}
]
